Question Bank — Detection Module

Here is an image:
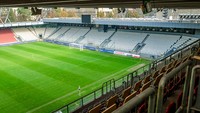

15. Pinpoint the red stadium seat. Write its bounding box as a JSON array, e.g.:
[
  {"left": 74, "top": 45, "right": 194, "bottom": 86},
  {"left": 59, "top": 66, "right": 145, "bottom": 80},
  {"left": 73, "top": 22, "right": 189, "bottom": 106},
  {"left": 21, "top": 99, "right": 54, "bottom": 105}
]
[
  {"left": 0, "top": 29, "right": 16, "bottom": 44},
  {"left": 165, "top": 102, "right": 176, "bottom": 113},
  {"left": 177, "top": 92, "right": 183, "bottom": 108},
  {"left": 168, "top": 78, "right": 175, "bottom": 96},
  {"left": 194, "top": 86, "right": 198, "bottom": 97},
  {"left": 137, "top": 103, "right": 147, "bottom": 113},
  {"left": 195, "top": 76, "right": 199, "bottom": 88},
  {"left": 175, "top": 75, "right": 181, "bottom": 89}
]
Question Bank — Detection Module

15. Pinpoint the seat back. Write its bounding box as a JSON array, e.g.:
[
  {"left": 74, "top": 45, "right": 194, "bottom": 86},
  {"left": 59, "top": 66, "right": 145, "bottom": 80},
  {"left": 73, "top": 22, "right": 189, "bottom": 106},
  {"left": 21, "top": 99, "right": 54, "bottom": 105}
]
[
  {"left": 133, "top": 80, "right": 142, "bottom": 91},
  {"left": 160, "top": 66, "right": 166, "bottom": 74},
  {"left": 140, "top": 81, "right": 152, "bottom": 92},
  {"left": 165, "top": 67, "right": 173, "bottom": 74},
  {"left": 89, "top": 104, "right": 102, "bottom": 113},
  {"left": 153, "top": 73, "right": 164, "bottom": 87},
  {"left": 143, "top": 74, "right": 151, "bottom": 84},
  {"left": 122, "top": 87, "right": 131, "bottom": 99},
  {"left": 167, "top": 61, "right": 174, "bottom": 69},
  {"left": 123, "top": 91, "right": 137, "bottom": 104},
  {"left": 174, "top": 61, "right": 181, "bottom": 68},
  {"left": 102, "top": 104, "right": 117, "bottom": 113},
  {"left": 152, "top": 70, "right": 160, "bottom": 79},
  {"left": 106, "top": 94, "right": 118, "bottom": 108}
]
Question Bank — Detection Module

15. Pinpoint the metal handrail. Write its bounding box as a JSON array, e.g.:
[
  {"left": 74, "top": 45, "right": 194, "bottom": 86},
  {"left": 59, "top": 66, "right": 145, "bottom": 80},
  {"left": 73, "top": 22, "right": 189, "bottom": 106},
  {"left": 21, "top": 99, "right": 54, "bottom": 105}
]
[
  {"left": 113, "top": 87, "right": 156, "bottom": 113},
  {"left": 187, "top": 65, "right": 200, "bottom": 113},
  {"left": 155, "top": 60, "right": 192, "bottom": 113}
]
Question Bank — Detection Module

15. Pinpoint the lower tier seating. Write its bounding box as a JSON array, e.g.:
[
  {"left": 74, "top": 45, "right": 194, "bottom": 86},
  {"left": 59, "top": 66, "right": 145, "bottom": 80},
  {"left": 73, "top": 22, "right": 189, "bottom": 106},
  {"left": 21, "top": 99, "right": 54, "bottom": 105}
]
[{"left": 0, "top": 29, "right": 17, "bottom": 44}]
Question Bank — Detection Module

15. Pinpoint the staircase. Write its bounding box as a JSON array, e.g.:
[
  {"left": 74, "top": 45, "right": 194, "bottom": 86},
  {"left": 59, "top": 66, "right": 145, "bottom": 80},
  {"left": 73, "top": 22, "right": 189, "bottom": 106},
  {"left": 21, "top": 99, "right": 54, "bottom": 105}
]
[
  {"left": 165, "top": 37, "right": 191, "bottom": 56},
  {"left": 43, "top": 27, "right": 47, "bottom": 38},
  {"left": 46, "top": 27, "right": 62, "bottom": 39},
  {"left": 74, "top": 28, "right": 91, "bottom": 43},
  {"left": 11, "top": 29, "right": 21, "bottom": 42},
  {"left": 15, "top": 35, "right": 23, "bottom": 42},
  {"left": 133, "top": 34, "right": 150, "bottom": 53},
  {"left": 100, "top": 31, "right": 116, "bottom": 48},
  {"left": 27, "top": 27, "right": 37, "bottom": 37},
  {"left": 31, "top": 27, "right": 37, "bottom": 36},
  {"left": 166, "top": 35, "right": 183, "bottom": 53},
  {"left": 177, "top": 38, "right": 191, "bottom": 49},
  {"left": 55, "top": 28, "right": 71, "bottom": 41}
]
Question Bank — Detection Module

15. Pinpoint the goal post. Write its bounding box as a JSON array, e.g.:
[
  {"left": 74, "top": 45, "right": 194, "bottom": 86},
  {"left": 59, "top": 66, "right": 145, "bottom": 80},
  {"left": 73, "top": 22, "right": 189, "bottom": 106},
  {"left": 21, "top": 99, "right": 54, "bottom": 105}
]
[{"left": 69, "top": 43, "right": 84, "bottom": 51}]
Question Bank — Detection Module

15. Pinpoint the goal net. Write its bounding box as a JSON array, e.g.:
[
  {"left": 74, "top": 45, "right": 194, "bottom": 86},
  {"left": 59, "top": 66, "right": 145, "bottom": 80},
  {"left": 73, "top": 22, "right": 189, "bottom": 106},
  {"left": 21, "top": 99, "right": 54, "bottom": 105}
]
[{"left": 69, "top": 43, "right": 84, "bottom": 51}]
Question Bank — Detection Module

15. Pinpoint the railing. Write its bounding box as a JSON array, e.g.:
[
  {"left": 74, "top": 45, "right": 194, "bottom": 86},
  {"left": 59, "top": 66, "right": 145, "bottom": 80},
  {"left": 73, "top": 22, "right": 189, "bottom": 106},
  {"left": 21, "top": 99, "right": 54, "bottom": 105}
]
[
  {"left": 0, "top": 21, "right": 44, "bottom": 28},
  {"left": 53, "top": 39, "right": 200, "bottom": 113}
]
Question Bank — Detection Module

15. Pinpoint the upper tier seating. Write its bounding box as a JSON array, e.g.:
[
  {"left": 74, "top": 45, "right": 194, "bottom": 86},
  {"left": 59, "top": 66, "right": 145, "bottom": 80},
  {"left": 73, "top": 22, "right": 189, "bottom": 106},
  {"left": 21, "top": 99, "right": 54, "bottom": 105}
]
[
  {"left": 80, "top": 29, "right": 114, "bottom": 46},
  {"left": 0, "top": 29, "right": 17, "bottom": 44},
  {"left": 140, "top": 34, "right": 180, "bottom": 56},
  {"left": 106, "top": 31, "right": 146, "bottom": 51},
  {"left": 47, "top": 27, "right": 69, "bottom": 40},
  {"left": 44, "top": 27, "right": 56, "bottom": 38},
  {"left": 58, "top": 27, "right": 90, "bottom": 42},
  {"left": 12, "top": 28, "right": 38, "bottom": 41},
  {"left": 34, "top": 27, "right": 46, "bottom": 37},
  {"left": 172, "top": 36, "right": 198, "bottom": 49}
]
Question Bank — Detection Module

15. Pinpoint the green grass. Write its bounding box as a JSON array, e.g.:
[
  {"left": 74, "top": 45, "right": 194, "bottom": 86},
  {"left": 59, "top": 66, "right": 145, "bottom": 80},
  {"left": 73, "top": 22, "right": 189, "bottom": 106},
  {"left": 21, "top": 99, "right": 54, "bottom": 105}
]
[{"left": 0, "top": 42, "right": 149, "bottom": 113}]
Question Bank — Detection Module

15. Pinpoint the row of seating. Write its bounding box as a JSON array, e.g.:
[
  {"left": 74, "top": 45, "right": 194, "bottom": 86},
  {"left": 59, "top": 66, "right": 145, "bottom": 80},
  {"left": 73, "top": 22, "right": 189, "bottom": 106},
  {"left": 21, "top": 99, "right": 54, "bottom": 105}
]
[
  {"left": 0, "top": 29, "right": 17, "bottom": 44},
  {"left": 164, "top": 56, "right": 200, "bottom": 113},
  {"left": 119, "top": 55, "right": 191, "bottom": 113},
  {"left": 78, "top": 51, "right": 200, "bottom": 113},
  {"left": 165, "top": 82, "right": 199, "bottom": 113},
  {"left": 33, "top": 26, "right": 197, "bottom": 56},
  {"left": 87, "top": 56, "right": 185, "bottom": 113},
  {"left": 88, "top": 94, "right": 118, "bottom": 113}
]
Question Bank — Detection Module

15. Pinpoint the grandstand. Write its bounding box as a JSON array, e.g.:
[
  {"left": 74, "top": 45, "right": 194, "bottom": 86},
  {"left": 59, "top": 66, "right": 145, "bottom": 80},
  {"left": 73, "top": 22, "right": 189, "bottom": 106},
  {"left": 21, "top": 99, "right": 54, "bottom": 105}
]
[
  {"left": 0, "top": 20, "right": 199, "bottom": 113},
  {"left": 0, "top": 1, "right": 200, "bottom": 113},
  {"left": 0, "top": 29, "right": 17, "bottom": 44},
  {"left": 12, "top": 27, "right": 38, "bottom": 41}
]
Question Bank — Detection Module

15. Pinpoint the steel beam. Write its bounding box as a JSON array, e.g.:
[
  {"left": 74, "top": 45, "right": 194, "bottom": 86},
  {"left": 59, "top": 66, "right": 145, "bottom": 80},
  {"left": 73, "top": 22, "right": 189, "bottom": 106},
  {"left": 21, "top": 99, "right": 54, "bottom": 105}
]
[
  {"left": 187, "top": 65, "right": 200, "bottom": 113},
  {"left": 155, "top": 60, "right": 191, "bottom": 113}
]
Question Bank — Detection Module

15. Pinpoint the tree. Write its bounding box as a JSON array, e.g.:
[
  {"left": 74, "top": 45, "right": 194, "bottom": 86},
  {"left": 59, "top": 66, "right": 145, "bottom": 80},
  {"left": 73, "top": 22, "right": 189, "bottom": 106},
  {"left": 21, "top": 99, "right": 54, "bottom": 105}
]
[
  {"left": 125, "top": 10, "right": 139, "bottom": 18},
  {"left": 9, "top": 9, "right": 16, "bottom": 22},
  {"left": 97, "top": 11, "right": 105, "bottom": 18},
  {"left": 67, "top": 10, "right": 77, "bottom": 17},
  {"left": 106, "top": 12, "right": 114, "bottom": 18},
  {"left": 55, "top": 8, "right": 62, "bottom": 17},
  {"left": 17, "top": 8, "right": 31, "bottom": 21},
  {"left": 60, "top": 9, "right": 68, "bottom": 17}
]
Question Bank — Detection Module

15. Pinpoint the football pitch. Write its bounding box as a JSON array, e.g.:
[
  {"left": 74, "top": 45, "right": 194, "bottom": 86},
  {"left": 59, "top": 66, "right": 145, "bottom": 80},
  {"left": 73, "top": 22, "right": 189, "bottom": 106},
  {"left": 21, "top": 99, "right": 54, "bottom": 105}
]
[{"left": 0, "top": 42, "right": 149, "bottom": 113}]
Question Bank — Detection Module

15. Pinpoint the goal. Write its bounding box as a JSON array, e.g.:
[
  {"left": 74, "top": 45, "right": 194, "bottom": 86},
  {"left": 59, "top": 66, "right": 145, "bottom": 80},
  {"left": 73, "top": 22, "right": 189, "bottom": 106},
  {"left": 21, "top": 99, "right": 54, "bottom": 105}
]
[{"left": 69, "top": 43, "right": 84, "bottom": 51}]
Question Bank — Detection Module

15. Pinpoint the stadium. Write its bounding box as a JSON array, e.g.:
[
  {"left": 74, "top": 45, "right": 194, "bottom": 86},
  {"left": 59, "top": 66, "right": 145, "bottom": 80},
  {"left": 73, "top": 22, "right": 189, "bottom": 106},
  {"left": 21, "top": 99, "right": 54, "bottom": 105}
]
[{"left": 0, "top": 0, "right": 200, "bottom": 113}]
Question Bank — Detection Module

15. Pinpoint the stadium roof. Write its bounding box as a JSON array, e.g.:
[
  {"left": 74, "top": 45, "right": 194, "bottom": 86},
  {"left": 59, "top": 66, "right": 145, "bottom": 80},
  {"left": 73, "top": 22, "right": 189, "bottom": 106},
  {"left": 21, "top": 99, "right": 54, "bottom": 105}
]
[
  {"left": 43, "top": 18, "right": 200, "bottom": 29},
  {"left": 0, "top": 0, "right": 200, "bottom": 8}
]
